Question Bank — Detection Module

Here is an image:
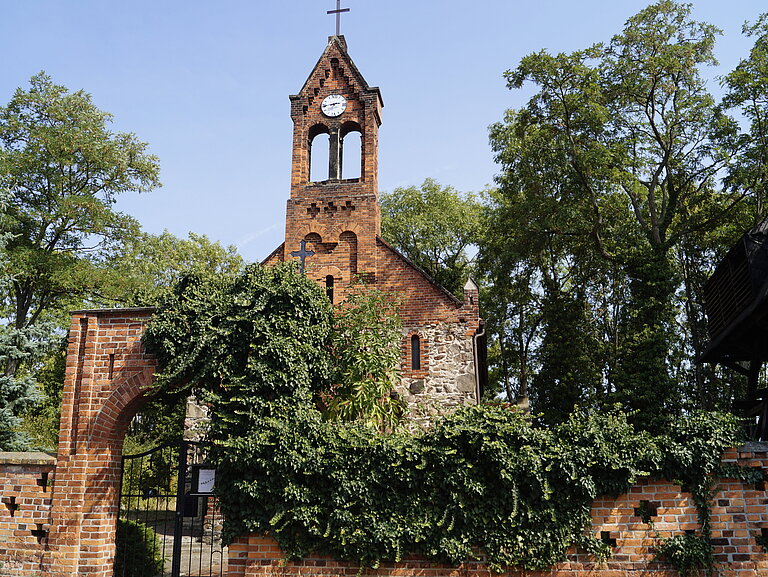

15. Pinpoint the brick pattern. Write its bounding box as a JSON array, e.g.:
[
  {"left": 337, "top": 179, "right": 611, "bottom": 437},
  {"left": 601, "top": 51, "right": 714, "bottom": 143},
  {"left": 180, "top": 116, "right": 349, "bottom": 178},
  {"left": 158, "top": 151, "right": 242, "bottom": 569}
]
[
  {"left": 44, "top": 308, "right": 157, "bottom": 577},
  {"left": 3, "top": 445, "right": 768, "bottom": 576},
  {"left": 0, "top": 454, "right": 55, "bottom": 577},
  {"left": 227, "top": 448, "right": 768, "bottom": 577}
]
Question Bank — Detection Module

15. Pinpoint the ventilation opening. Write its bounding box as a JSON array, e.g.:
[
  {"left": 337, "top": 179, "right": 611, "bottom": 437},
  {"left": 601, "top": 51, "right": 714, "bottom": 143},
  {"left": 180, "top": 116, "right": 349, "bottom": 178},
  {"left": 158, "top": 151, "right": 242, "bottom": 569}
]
[
  {"left": 600, "top": 531, "right": 617, "bottom": 547},
  {"left": 411, "top": 335, "right": 421, "bottom": 371},
  {"left": 633, "top": 500, "right": 658, "bottom": 524},
  {"left": 326, "top": 275, "right": 334, "bottom": 304}
]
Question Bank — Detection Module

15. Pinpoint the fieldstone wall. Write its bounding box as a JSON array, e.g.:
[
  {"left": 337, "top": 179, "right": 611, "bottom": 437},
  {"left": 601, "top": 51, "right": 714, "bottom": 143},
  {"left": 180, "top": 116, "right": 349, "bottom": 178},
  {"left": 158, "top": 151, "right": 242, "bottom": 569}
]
[{"left": 399, "top": 322, "right": 477, "bottom": 425}]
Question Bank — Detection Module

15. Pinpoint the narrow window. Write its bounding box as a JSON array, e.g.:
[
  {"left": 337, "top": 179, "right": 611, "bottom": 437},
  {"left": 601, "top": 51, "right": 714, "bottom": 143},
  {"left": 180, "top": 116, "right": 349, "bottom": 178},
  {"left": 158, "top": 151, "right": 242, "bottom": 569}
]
[
  {"left": 310, "top": 133, "right": 330, "bottom": 181},
  {"left": 411, "top": 334, "right": 421, "bottom": 371},
  {"left": 326, "top": 275, "right": 334, "bottom": 303},
  {"left": 340, "top": 122, "right": 362, "bottom": 180},
  {"left": 340, "top": 231, "right": 358, "bottom": 274}
]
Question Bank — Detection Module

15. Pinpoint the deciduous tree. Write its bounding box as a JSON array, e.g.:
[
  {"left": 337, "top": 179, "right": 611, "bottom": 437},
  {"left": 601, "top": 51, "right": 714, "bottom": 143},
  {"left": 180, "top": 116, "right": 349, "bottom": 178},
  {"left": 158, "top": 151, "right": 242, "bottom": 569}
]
[
  {"left": 380, "top": 179, "right": 481, "bottom": 297},
  {"left": 486, "top": 1, "right": 750, "bottom": 428},
  {"left": 0, "top": 72, "right": 160, "bottom": 347}
]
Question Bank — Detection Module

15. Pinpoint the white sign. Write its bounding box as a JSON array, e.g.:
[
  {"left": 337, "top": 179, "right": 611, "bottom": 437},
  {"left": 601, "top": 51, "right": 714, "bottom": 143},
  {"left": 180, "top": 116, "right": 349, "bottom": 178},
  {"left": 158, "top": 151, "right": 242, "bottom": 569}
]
[{"left": 197, "top": 468, "right": 216, "bottom": 494}]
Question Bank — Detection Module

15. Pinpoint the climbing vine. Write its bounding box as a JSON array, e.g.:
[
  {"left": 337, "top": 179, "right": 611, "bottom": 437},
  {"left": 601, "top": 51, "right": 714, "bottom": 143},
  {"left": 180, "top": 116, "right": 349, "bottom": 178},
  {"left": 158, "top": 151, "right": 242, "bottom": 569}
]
[{"left": 143, "top": 264, "right": 753, "bottom": 572}]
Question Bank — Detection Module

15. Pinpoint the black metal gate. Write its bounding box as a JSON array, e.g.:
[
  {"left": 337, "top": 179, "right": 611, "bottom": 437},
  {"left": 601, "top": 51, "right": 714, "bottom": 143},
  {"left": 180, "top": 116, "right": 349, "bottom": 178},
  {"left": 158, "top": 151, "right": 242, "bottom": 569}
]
[{"left": 114, "top": 441, "right": 225, "bottom": 577}]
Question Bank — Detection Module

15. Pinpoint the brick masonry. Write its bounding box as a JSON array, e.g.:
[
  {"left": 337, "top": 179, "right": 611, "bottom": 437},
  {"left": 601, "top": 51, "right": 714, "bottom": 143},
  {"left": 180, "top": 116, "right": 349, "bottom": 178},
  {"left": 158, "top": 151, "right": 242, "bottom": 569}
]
[
  {"left": 225, "top": 445, "right": 768, "bottom": 576},
  {"left": 3, "top": 444, "right": 768, "bottom": 575},
  {"left": 266, "top": 36, "right": 483, "bottom": 417},
  {"left": 0, "top": 453, "right": 55, "bottom": 576},
  {"left": 33, "top": 308, "right": 157, "bottom": 577}
]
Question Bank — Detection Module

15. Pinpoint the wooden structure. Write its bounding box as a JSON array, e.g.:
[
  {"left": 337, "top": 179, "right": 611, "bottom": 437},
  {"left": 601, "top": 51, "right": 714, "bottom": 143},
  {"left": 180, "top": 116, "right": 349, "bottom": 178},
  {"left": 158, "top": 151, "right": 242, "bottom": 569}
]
[{"left": 702, "top": 218, "right": 768, "bottom": 440}]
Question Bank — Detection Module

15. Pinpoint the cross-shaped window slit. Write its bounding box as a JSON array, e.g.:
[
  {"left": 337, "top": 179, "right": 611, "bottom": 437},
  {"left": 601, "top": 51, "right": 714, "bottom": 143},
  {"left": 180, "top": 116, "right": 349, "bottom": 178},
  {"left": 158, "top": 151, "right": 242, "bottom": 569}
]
[
  {"left": 4, "top": 496, "right": 19, "bottom": 517},
  {"left": 634, "top": 500, "right": 658, "bottom": 524}
]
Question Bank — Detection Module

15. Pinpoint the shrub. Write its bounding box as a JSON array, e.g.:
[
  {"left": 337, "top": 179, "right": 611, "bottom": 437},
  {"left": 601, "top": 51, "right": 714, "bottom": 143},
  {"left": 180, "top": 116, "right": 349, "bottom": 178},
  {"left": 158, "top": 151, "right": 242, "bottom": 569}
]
[{"left": 113, "top": 519, "right": 165, "bottom": 577}]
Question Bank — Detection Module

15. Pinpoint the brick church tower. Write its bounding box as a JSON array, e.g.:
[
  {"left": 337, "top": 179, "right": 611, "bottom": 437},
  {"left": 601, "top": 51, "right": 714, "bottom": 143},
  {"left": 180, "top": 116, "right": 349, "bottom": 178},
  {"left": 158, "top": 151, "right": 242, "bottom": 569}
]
[{"left": 264, "top": 35, "right": 486, "bottom": 416}]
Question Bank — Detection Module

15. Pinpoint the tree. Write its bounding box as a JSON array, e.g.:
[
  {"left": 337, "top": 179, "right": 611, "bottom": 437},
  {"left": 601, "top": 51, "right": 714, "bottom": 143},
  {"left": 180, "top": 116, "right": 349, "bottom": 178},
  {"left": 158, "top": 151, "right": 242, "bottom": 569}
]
[
  {"left": 106, "top": 230, "right": 244, "bottom": 307},
  {"left": 486, "top": 1, "right": 749, "bottom": 428},
  {"left": 324, "top": 285, "right": 404, "bottom": 429},
  {"left": 531, "top": 280, "right": 605, "bottom": 426},
  {"left": 0, "top": 193, "right": 51, "bottom": 449},
  {"left": 380, "top": 179, "right": 482, "bottom": 297},
  {"left": 143, "top": 262, "right": 335, "bottom": 436},
  {"left": 722, "top": 13, "right": 768, "bottom": 219},
  {"left": 0, "top": 72, "right": 160, "bottom": 345}
]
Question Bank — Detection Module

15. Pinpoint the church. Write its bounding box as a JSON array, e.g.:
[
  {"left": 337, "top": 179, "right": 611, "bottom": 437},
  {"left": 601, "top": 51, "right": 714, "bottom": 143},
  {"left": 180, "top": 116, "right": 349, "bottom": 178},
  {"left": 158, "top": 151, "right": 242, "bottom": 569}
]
[{"left": 262, "top": 34, "right": 487, "bottom": 416}]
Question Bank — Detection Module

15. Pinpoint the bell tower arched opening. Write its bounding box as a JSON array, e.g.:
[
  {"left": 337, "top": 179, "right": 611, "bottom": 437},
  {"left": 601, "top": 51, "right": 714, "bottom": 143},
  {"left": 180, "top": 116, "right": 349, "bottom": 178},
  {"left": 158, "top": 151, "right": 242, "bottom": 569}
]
[
  {"left": 308, "top": 124, "right": 330, "bottom": 182},
  {"left": 340, "top": 121, "right": 362, "bottom": 180}
]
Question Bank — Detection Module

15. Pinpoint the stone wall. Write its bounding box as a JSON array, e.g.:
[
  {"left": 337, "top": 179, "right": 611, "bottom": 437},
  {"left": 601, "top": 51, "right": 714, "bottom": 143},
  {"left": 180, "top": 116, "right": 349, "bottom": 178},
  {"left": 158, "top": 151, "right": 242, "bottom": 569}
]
[
  {"left": 228, "top": 445, "right": 768, "bottom": 577},
  {"left": 399, "top": 322, "right": 477, "bottom": 424},
  {"left": 0, "top": 452, "right": 55, "bottom": 577}
]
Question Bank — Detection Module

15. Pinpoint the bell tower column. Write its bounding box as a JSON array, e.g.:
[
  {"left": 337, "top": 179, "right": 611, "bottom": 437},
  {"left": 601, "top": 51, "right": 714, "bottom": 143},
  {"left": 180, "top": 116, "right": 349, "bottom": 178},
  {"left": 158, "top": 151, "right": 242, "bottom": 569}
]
[{"left": 284, "top": 35, "right": 383, "bottom": 301}]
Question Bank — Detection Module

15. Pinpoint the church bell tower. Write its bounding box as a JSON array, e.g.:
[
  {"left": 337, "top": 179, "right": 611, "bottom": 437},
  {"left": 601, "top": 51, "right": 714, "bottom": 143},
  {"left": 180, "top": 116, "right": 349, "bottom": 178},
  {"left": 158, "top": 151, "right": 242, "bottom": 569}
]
[
  {"left": 283, "top": 35, "right": 384, "bottom": 302},
  {"left": 263, "top": 32, "right": 485, "bottom": 412}
]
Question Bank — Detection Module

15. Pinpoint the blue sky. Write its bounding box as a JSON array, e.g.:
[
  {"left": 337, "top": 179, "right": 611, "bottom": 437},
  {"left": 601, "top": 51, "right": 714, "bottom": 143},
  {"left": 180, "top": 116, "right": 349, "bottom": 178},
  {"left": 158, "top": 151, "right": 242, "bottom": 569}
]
[{"left": 2, "top": 1, "right": 765, "bottom": 262}]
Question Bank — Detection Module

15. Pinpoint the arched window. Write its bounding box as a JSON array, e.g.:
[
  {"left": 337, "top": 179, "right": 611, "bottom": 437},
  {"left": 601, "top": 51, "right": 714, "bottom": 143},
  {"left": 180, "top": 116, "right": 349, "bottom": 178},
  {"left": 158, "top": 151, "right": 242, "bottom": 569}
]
[
  {"left": 411, "top": 334, "right": 421, "bottom": 371},
  {"left": 325, "top": 275, "right": 334, "bottom": 303},
  {"left": 341, "top": 122, "right": 362, "bottom": 180},
  {"left": 308, "top": 124, "right": 330, "bottom": 182}
]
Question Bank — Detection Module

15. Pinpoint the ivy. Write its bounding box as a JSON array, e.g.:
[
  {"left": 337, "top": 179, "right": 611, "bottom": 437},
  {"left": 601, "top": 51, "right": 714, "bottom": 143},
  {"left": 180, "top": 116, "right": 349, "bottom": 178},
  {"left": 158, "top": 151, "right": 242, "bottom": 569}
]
[
  {"left": 655, "top": 533, "right": 711, "bottom": 577},
  {"left": 144, "top": 265, "right": 751, "bottom": 572}
]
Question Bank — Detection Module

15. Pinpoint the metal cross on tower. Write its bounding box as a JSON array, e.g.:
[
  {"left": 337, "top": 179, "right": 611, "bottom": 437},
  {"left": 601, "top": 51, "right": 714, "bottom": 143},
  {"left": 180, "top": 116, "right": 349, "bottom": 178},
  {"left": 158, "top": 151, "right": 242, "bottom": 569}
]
[
  {"left": 327, "top": 0, "right": 350, "bottom": 36},
  {"left": 290, "top": 239, "right": 315, "bottom": 274}
]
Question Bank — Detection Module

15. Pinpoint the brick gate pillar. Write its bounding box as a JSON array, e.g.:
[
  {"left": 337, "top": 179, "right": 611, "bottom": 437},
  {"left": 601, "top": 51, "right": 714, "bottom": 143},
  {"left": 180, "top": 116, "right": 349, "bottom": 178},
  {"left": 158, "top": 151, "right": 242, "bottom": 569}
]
[{"left": 44, "top": 308, "right": 157, "bottom": 577}]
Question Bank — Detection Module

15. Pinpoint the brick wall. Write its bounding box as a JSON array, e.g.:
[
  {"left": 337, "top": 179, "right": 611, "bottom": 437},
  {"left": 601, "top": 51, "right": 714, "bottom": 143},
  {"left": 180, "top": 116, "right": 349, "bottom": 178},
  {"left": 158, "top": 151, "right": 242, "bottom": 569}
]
[
  {"left": 45, "top": 308, "right": 157, "bottom": 577},
  {"left": 227, "top": 445, "right": 768, "bottom": 577},
  {"left": 0, "top": 453, "right": 55, "bottom": 577}
]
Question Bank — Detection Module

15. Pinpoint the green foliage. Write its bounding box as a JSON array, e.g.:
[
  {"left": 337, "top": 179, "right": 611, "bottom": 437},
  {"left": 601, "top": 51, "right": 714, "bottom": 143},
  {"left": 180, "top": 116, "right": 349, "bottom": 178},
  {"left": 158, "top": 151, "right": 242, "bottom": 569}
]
[
  {"left": 125, "top": 393, "right": 187, "bottom": 448},
  {"left": 0, "top": 73, "right": 161, "bottom": 433},
  {"left": 17, "top": 340, "right": 66, "bottom": 450},
  {"left": 721, "top": 13, "right": 768, "bottom": 216},
  {"left": 113, "top": 519, "right": 165, "bottom": 577},
  {"left": 0, "top": 72, "right": 160, "bottom": 335},
  {"left": 213, "top": 405, "right": 742, "bottom": 572},
  {"left": 531, "top": 283, "right": 603, "bottom": 426},
  {"left": 482, "top": 0, "right": 758, "bottom": 425},
  {"left": 0, "top": 322, "right": 48, "bottom": 450},
  {"left": 145, "top": 266, "right": 748, "bottom": 572},
  {"left": 655, "top": 533, "right": 711, "bottom": 577},
  {"left": 106, "top": 230, "right": 244, "bottom": 307},
  {"left": 0, "top": 207, "right": 52, "bottom": 450},
  {"left": 143, "top": 262, "right": 333, "bottom": 404},
  {"left": 380, "top": 179, "right": 481, "bottom": 297},
  {"left": 324, "top": 286, "right": 404, "bottom": 429}
]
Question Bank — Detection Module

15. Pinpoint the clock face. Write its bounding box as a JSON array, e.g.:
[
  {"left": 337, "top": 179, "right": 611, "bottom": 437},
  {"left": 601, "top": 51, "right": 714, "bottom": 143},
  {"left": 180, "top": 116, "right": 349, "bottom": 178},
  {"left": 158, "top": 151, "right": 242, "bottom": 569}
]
[{"left": 321, "top": 94, "right": 347, "bottom": 117}]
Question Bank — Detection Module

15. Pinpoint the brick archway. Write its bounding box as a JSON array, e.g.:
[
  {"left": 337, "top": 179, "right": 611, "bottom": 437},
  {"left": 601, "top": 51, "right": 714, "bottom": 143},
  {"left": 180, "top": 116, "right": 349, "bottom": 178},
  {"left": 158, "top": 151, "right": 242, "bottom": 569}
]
[{"left": 45, "top": 308, "right": 158, "bottom": 577}]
